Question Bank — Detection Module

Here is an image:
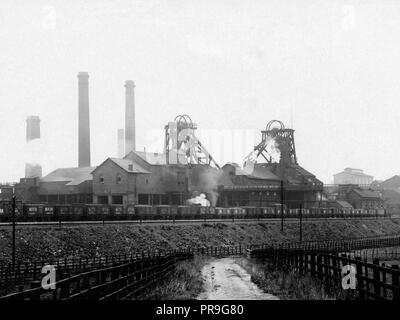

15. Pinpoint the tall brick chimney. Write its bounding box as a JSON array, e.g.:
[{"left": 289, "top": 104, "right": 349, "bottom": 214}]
[
  {"left": 117, "top": 128, "right": 125, "bottom": 158},
  {"left": 78, "top": 72, "right": 91, "bottom": 167},
  {"left": 125, "top": 80, "right": 136, "bottom": 154}
]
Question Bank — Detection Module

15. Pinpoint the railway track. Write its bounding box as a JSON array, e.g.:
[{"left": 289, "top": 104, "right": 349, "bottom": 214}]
[{"left": 0, "top": 216, "right": 397, "bottom": 229}]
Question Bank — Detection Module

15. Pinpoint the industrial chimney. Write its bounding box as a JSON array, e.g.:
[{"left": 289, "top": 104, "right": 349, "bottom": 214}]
[
  {"left": 117, "top": 128, "right": 125, "bottom": 158},
  {"left": 78, "top": 72, "right": 91, "bottom": 167},
  {"left": 25, "top": 115, "right": 42, "bottom": 178},
  {"left": 125, "top": 80, "right": 136, "bottom": 154},
  {"left": 26, "top": 116, "right": 40, "bottom": 142}
]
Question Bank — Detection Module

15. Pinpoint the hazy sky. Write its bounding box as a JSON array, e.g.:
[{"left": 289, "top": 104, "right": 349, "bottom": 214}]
[{"left": 1, "top": 0, "right": 400, "bottom": 184}]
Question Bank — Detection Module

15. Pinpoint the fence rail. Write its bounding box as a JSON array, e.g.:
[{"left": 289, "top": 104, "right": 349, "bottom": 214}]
[
  {"left": 0, "top": 251, "right": 193, "bottom": 300},
  {"left": 2, "top": 234, "right": 400, "bottom": 298},
  {"left": 2, "top": 234, "right": 400, "bottom": 291},
  {"left": 249, "top": 248, "right": 400, "bottom": 300}
]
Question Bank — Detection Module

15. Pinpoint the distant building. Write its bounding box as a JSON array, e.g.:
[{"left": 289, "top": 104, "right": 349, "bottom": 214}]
[
  {"left": 337, "top": 184, "right": 384, "bottom": 209},
  {"left": 333, "top": 168, "right": 373, "bottom": 186},
  {"left": 381, "top": 189, "right": 400, "bottom": 216},
  {"left": 0, "top": 184, "right": 14, "bottom": 202},
  {"left": 38, "top": 167, "right": 95, "bottom": 204},
  {"left": 91, "top": 151, "right": 220, "bottom": 206},
  {"left": 14, "top": 178, "right": 40, "bottom": 203},
  {"left": 217, "top": 163, "right": 281, "bottom": 207},
  {"left": 379, "top": 175, "right": 400, "bottom": 191}
]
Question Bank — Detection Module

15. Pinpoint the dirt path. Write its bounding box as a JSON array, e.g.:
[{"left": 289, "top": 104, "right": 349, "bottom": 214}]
[{"left": 197, "top": 257, "right": 279, "bottom": 300}]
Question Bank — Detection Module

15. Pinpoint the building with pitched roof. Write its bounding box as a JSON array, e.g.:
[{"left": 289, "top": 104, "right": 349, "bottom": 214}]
[
  {"left": 337, "top": 184, "right": 384, "bottom": 209},
  {"left": 91, "top": 151, "right": 220, "bottom": 205},
  {"left": 37, "top": 166, "right": 96, "bottom": 204},
  {"left": 217, "top": 163, "right": 282, "bottom": 207}
]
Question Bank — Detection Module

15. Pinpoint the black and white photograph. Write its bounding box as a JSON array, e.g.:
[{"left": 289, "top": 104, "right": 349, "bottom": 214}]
[{"left": 0, "top": 0, "right": 399, "bottom": 316}]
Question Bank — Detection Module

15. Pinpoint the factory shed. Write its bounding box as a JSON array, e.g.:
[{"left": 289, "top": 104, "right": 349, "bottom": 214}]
[
  {"left": 329, "top": 200, "right": 353, "bottom": 209},
  {"left": 91, "top": 158, "right": 150, "bottom": 205},
  {"left": 217, "top": 163, "right": 281, "bottom": 207},
  {"left": 337, "top": 185, "right": 384, "bottom": 210},
  {"left": 38, "top": 166, "right": 95, "bottom": 204}
]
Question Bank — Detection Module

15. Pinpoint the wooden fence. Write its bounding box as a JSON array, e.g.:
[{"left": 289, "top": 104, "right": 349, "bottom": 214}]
[
  {"left": 2, "top": 234, "right": 400, "bottom": 299},
  {"left": 0, "top": 245, "right": 247, "bottom": 296},
  {"left": 2, "top": 234, "right": 400, "bottom": 292},
  {"left": 0, "top": 251, "right": 193, "bottom": 300},
  {"left": 250, "top": 234, "right": 400, "bottom": 253},
  {"left": 249, "top": 248, "right": 400, "bottom": 301}
]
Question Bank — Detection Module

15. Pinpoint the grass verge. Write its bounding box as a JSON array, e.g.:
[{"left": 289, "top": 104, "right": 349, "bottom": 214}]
[
  {"left": 138, "top": 256, "right": 209, "bottom": 300},
  {"left": 236, "top": 258, "right": 347, "bottom": 300}
]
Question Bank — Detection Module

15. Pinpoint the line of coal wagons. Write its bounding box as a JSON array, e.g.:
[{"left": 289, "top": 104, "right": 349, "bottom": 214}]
[{"left": 0, "top": 201, "right": 386, "bottom": 222}]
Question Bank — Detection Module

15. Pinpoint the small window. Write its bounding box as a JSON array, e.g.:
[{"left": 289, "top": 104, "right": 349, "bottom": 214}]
[
  {"left": 146, "top": 179, "right": 149, "bottom": 184},
  {"left": 99, "top": 175, "right": 104, "bottom": 184},
  {"left": 116, "top": 174, "right": 122, "bottom": 184}
]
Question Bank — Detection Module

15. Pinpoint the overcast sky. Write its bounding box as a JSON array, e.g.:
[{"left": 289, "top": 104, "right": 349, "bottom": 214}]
[{"left": 1, "top": 0, "right": 400, "bottom": 184}]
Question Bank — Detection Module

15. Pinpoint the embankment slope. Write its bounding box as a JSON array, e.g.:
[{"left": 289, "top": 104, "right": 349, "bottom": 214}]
[{"left": 1, "top": 219, "right": 399, "bottom": 264}]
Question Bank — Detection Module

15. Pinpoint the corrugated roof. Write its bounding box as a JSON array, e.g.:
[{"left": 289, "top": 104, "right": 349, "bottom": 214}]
[
  {"left": 352, "top": 188, "right": 382, "bottom": 199},
  {"left": 222, "top": 163, "right": 280, "bottom": 180},
  {"left": 218, "top": 174, "right": 235, "bottom": 186},
  {"left": 41, "top": 167, "right": 96, "bottom": 185},
  {"left": 109, "top": 158, "right": 150, "bottom": 173},
  {"left": 336, "top": 200, "right": 353, "bottom": 208},
  {"left": 249, "top": 165, "right": 281, "bottom": 180},
  {"left": 134, "top": 151, "right": 167, "bottom": 165}
]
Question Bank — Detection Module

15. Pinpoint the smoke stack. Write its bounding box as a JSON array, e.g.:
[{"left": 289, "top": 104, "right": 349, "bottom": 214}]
[
  {"left": 117, "top": 128, "right": 125, "bottom": 158},
  {"left": 25, "top": 163, "right": 42, "bottom": 178},
  {"left": 125, "top": 80, "right": 136, "bottom": 154},
  {"left": 78, "top": 72, "right": 91, "bottom": 167},
  {"left": 25, "top": 115, "right": 42, "bottom": 178},
  {"left": 26, "top": 116, "right": 40, "bottom": 142}
]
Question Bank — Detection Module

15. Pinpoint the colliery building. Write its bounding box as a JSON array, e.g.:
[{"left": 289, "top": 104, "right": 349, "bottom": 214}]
[
  {"left": 13, "top": 72, "right": 324, "bottom": 208},
  {"left": 15, "top": 117, "right": 324, "bottom": 208},
  {"left": 216, "top": 163, "right": 281, "bottom": 207}
]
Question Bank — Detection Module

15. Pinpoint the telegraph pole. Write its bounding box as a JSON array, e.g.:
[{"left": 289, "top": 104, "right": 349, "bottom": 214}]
[
  {"left": 280, "top": 180, "right": 284, "bottom": 232},
  {"left": 12, "top": 195, "right": 16, "bottom": 271}
]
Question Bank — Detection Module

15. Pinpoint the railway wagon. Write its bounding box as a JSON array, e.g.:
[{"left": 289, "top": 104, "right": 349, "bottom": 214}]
[
  {"left": 126, "top": 204, "right": 136, "bottom": 216},
  {"left": 110, "top": 205, "right": 125, "bottom": 219},
  {"left": 135, "top": 205, "right": 157, "bottom": 220},
  {"left": 178, "top": 205, "right": 205, "bottom": 219},
  {"left": 0, "top": 200, "right": 388, "bottom": 222},
  {"left": 258, "top": 207, "right": 275, "bottom": 218},
  {"left": 214, "top": 207, "right": 228, "bottom": 218},
  {"left": 155, "top": 205, "right": 175, "bottom": 219},
  {"left": 242, "top": 206, "right": 257, "bottom": 219},
  {"left": 226, "top": 207, "right": 245, "bottom": 219}
]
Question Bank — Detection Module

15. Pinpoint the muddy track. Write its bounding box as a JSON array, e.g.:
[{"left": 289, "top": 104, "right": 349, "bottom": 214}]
[{"left": 197, "top": 257, "right": 278, "bottom": 300}]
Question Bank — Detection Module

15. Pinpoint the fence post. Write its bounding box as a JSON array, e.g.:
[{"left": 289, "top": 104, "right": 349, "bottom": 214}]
[
  {"left": 372, "top": 259, "right": 381, "bottom": 299},
  {"left": 391, "top": 265, "right": 399, "bottom": 301},
  {"left": 316, "top": 255, "right": 323, "bottom": 280},
  {"left": 30, "top": 280, "right": 42, "bottom": 300},
  {"left": 310, "top": 253, "right": 316, "bottom": 276}
]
